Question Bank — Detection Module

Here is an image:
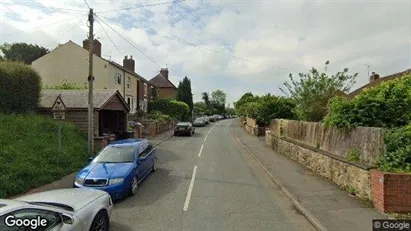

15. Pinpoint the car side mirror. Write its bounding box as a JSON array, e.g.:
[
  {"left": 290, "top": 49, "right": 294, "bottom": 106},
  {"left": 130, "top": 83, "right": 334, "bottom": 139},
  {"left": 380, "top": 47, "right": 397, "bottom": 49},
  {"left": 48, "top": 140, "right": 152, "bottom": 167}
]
[
  {"left": 138, "top": 157, "right": 146, "bottom": 163},
  {"left": 60, "top": 214, "right": 74, "bottom": 225},
  {"left": 88, "top": 157, "right": 94, "bottom": 163}
]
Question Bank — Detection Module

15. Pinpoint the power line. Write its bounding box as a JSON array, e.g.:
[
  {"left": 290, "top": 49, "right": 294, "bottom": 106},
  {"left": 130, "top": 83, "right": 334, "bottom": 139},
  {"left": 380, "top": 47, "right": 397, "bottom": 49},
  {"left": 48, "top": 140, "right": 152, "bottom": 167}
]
[
  {"left": 100, "top": 15, "right": 293, "bottom": 72},
  {"left": 95, "top": 17, "right": 122, "bottom": 56},
  {"left": 1, "top": 14, "right": 86, "bottom": 36},
  {"left": 96, "top": 14, "right": 161, "bottom": 68},
  {"left": 95, "top": 0, "right": 185, "bottom": 14},
  {"left": 83, "top": 0, "right": 91, "bottom": 9},
  {"left": 43, "top": 15, "right": 88, "bottom": 49},
  {"left": 0, "top": 1, "right": 87, "bottom": 13}
]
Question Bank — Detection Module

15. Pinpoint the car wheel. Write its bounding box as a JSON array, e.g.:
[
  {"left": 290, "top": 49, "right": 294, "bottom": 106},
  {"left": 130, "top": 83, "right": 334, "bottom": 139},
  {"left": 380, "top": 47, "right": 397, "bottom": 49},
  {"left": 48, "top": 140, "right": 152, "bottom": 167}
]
[
  {"left": 152, "top": 157, "right": 158, "bottom": 172},
  {"left": 129, "top": 176, "right": 138, "bottom": 196},
  {"left": 89, "top": 210, "right": 109, "bottom": 231}
]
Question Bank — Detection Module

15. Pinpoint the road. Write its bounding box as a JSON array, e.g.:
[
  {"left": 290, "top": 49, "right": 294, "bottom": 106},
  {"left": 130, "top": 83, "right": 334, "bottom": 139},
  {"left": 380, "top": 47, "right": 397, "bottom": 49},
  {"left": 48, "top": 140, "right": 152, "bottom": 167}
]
[{"left": 110, "top": 119, "right": 315, "bottom": 231}]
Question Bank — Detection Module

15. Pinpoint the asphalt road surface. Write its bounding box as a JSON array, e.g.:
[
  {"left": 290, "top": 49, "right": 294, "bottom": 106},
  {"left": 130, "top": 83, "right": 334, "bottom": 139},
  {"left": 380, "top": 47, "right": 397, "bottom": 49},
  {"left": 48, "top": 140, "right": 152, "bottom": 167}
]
[{"left": 110, "top": 119, "right": 315, "bottom": 231}]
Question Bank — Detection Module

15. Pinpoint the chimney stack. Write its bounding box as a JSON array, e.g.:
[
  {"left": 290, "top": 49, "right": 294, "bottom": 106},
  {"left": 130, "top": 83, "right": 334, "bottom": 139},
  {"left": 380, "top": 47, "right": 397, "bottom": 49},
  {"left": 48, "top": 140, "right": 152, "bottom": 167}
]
[
  {"left": 82, "top": 39, "right": 101, "bottom": 57},
  {"left": 123, "top": 55, "right": 135, "bottom": 72},
  {"left": 160, "top": 68, "right": 169, "bottom": 79},
  {"left": 370, "top": 71, "right": 380, "bottom": 82}
]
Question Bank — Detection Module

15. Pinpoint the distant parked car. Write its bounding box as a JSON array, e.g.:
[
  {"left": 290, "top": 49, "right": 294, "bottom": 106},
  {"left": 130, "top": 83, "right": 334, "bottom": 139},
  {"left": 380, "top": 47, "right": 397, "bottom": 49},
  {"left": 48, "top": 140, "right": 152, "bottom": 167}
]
[
  {"left": 0, "top": 188, "right": 113, "bottom": 231},
  {"left": 208, "top": 116, "right": 216, "bottom": 122},
  {"left": 193, "top": 118, "right": 206, "bottom": 127},
  {"left": 73, "top": 139, "right": 158, "bottom": 200},
  {"left": 174, "top": 122, "right": 195, "bottom": 136},
  {"left": 201, "top": 116, "right": 210, "bottom": 125}
]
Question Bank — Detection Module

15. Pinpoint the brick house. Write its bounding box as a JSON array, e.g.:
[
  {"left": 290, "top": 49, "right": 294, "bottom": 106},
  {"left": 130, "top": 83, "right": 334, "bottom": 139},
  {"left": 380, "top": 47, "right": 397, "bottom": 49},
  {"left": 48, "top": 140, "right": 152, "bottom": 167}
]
[
  {"left": 347, "top": 68, "right": 411, "bottom": 99},
  {"left": 148, "top": 68, "right": 177, "bottom": 99}
]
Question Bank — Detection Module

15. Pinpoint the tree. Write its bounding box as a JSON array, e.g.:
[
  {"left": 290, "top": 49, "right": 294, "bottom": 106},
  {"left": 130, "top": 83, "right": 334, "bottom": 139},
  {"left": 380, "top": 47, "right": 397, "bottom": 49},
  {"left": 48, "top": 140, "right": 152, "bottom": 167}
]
[
  {"left": 280, "top": 61, "right": 357, "bottom": 122},
  {"left": 234, "top": 92, "right": 259, "bottom": 117},
  {"left": 0, "top": 42, "right": 49, "bottom": 65},
  {"left": 210, "top": 89, "right": 227, "bottom": 114},
  {"left": 194, "top": 102, "right": 207, "bottom": 116},
  {"left": 176, "top": 76, "right": 193, "bottom": 121},
  {"left": 202, "top": 92, "right": 210, "bottom": 108}
]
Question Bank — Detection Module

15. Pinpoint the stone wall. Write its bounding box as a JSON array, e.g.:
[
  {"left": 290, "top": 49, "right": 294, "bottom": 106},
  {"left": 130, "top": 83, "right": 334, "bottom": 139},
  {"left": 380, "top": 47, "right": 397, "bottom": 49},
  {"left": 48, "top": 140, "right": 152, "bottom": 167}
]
[
  {"left": 265, "top": 119, "right": 386, "bottom": 200},
  {"left": 244, "top": 117, "right": 266, "bottom": 137},
  {"left": 140, "top": 119, "right": 176, "bottom": 138},
  {"left": 267, "top": 131, "right": 372, "bottom": 200},
  {"left": 270, "top": 119, "right": 385, "bottom": 165}
]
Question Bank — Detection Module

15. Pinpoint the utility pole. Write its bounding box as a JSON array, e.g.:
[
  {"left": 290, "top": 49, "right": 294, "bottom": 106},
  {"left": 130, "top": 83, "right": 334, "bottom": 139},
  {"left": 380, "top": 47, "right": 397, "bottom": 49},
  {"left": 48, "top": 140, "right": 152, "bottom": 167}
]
[{"left": 87, "top": 8, "right": 94, "bottom": 156}]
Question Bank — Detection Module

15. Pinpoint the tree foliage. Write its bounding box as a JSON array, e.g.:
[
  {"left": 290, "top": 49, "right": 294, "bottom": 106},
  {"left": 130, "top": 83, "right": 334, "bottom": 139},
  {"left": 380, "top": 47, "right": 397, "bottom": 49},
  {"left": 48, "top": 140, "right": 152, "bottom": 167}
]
[
  {"left": 202, "top": 92, "right": 210, "bottom": 108},
  {"left": 148, "top": 98, "right": 189, "bottom": 121},
  {"left": 234, "top": 93, "right": 295, "bottom": 126},
  {"left": 0, "top": 61, "right": 41, "bottom": 114},
  {"left": 324, "top": 74, "right": 411, "bottom": 128},
  {"left": 176, "top": 76, "right": 193, "bottom": 120},
  {"left": 280, "top": 61, "right": 358, "bottom": 122},
  {"left": 0, "top": 42, "right": 49, "bottom": 65},
  {"left": 43, "top": 80, "right": 87, "bottom": 90}
]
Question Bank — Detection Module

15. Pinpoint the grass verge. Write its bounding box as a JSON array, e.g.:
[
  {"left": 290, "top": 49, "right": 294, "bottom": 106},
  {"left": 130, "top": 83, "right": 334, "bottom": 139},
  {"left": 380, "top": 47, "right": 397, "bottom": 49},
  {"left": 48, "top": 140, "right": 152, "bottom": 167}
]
[{"left": 0, "top": 113, "right": 88, "bottom": 198}]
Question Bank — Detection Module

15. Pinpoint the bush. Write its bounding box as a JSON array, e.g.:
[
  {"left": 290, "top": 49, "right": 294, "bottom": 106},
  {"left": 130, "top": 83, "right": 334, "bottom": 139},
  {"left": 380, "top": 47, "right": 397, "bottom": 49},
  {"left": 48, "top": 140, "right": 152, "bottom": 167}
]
[
  {"left": 324, "top": 74, "right": 411, "bottom": 128},
  {"left": 0, "top": 113, "right": 88, "bottom": 197},
  {"left": 0, "top": 61, "right": 41, "bottom": 114},
  {"left": 147, "top": 111, "right": 172, "bottom": 123},
  {"left": 148, "top": 98, "right": 189, "bottom": 121},
  {"left": 378, "top": 123, "right": 411, "bottom": 172}
]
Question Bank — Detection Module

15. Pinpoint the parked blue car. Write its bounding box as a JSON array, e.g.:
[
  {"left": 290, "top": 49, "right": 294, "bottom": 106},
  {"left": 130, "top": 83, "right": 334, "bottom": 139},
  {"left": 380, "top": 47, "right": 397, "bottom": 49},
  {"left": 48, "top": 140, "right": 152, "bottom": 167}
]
[{"left": 73, "top": 138, "right": 158, "bottom": 200}]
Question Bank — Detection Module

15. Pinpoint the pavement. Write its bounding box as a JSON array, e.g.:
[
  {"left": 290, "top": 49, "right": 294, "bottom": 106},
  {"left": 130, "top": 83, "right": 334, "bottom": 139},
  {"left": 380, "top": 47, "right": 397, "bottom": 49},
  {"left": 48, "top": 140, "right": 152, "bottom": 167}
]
[{"left": 231, "top": 120, "right": 387, "bottom": 231}]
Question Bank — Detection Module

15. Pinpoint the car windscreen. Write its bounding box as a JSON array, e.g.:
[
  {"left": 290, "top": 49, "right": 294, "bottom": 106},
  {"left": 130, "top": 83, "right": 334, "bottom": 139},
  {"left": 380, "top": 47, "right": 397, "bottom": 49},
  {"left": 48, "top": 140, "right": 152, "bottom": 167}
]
[{"left": 93, "top": 146, "right": 136, "bottom": 163}]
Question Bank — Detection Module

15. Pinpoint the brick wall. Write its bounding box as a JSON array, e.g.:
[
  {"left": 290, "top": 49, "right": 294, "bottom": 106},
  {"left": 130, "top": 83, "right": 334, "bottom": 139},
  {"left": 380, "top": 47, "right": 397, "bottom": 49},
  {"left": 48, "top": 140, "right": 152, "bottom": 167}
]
[{"left": 371, "top": 170, "right": 411, "bottom": 213}]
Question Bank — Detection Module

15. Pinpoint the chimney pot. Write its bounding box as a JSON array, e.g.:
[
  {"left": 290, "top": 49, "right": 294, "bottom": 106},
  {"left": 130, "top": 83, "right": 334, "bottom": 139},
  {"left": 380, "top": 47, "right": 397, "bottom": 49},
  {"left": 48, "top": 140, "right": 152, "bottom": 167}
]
[
  {"left": 130, "top": 55, "right": 133, "bottom": 59},
  {"left": 125, "top": 55, "right": 128, "bottom": 59}
]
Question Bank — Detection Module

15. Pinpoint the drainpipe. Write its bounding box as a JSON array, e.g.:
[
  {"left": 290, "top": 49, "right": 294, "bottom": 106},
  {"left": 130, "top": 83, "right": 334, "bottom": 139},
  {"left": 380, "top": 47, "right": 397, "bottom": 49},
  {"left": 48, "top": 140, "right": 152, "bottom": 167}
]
[{"left": 123, "top": 70, "right": 126, "bottom": 99}]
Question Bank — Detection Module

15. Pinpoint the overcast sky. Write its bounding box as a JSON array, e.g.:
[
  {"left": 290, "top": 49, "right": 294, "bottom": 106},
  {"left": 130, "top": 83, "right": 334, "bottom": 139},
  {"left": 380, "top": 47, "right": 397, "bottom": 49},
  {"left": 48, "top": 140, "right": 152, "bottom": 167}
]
[{"left": 1, "top": 0, "right": 410, "bottom": 105}]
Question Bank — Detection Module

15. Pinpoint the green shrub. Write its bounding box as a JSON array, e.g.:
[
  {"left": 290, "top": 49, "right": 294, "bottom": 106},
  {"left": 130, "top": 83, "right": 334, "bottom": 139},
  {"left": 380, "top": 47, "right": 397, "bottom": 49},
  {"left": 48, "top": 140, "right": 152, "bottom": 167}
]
[
  {"left": 325, "top": 74, "right": 411, "bottom": 128},
  {"left": 378, "top": 123, "right": 411, "bottom": 172},
  {"left": 0, "top": 61, "right": 41, "bottom": 114},
  {"left": 0, "top": 113, "right": 88, "bottom": 197},
  {"left": 148, "top": 98, "right": 189, "bottom": 121}
]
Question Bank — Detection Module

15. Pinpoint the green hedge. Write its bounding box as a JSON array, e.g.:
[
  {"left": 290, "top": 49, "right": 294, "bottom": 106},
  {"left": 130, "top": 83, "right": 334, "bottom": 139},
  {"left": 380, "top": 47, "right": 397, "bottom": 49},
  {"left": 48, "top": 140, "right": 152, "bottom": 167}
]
[
  {"left": 148, "top": 98, "right": 189, "bottom": 121},
  {"left": 324, "top": 74, "right": 411, "bottom": 128},
  {"left": 0, "top": 61, "right": 41, "bottom": 114}
]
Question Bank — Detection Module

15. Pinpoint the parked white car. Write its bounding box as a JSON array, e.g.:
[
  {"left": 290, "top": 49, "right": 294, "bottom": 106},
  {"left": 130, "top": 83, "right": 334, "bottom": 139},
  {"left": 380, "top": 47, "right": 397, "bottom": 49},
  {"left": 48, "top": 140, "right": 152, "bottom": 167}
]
[{"left": 0, "top": 188, "right": 113, "bottom": 231}]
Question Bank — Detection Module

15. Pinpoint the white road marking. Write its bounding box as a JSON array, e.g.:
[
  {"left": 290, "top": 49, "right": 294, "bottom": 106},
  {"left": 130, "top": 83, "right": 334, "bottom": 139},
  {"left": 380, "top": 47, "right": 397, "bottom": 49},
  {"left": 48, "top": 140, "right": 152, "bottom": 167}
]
[
  {"left": 204, "top": 135, "right": 208, "bottom": 142},
  {"left": 183, "top": 165, "right": 198, "bottom": 212},
  {"left": 198, "top": 144, "right": 204, "bottom": 157}
]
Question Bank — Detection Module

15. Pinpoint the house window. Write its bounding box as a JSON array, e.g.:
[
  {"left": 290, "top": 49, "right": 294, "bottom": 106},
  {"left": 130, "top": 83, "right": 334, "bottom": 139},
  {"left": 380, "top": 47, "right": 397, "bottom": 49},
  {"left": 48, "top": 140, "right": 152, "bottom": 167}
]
[
  {"left": 144, "top": 83, "right": 147, "bottom": 97},
  {"left": 127, "top": 77, "right": 131, "bottom": 90},
  {"left": 127, "top": 97, "right": 130, "bottom": 107},
  {"left": 114, "top": 73, "right": 121, "bottom": 84}
]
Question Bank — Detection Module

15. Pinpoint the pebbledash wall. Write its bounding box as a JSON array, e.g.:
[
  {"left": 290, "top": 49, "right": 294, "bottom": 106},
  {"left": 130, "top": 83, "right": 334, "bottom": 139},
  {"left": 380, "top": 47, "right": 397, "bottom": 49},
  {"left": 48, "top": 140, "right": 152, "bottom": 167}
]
[{"left": 265, "top": 119, "right": 384, "bottom": 200}]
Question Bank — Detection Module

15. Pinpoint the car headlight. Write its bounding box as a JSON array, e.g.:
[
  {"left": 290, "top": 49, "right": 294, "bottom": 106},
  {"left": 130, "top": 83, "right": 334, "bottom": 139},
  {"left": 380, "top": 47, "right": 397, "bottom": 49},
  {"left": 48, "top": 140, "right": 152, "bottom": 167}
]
[
  {"left": 75, "top": 177, "right": 84, "bottom": 185},
  {"left": 108, "top": 178, "right": 124, "bottom": 185},
  {"left": 109, "top": 196, "right": 113, "bottom": 205}
]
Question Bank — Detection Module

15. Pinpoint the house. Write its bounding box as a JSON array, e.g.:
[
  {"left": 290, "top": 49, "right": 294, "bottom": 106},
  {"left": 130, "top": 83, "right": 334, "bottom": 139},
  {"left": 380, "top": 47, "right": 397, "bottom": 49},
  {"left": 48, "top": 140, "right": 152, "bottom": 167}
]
[
  {"left": 37, "top": 89, "right": 130, "bottom": 149},
  {"left": 347, "top": 68, "right": 411, "bottom": 99},
  {"left": 148, "top": 68, "right": 177, "bottom": 99},
  {"left": 137, "top": 76, "right": 156, "bottom": 112},
  {"left": 31, "top": 39, "right": 146, "bottom": 114}
]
